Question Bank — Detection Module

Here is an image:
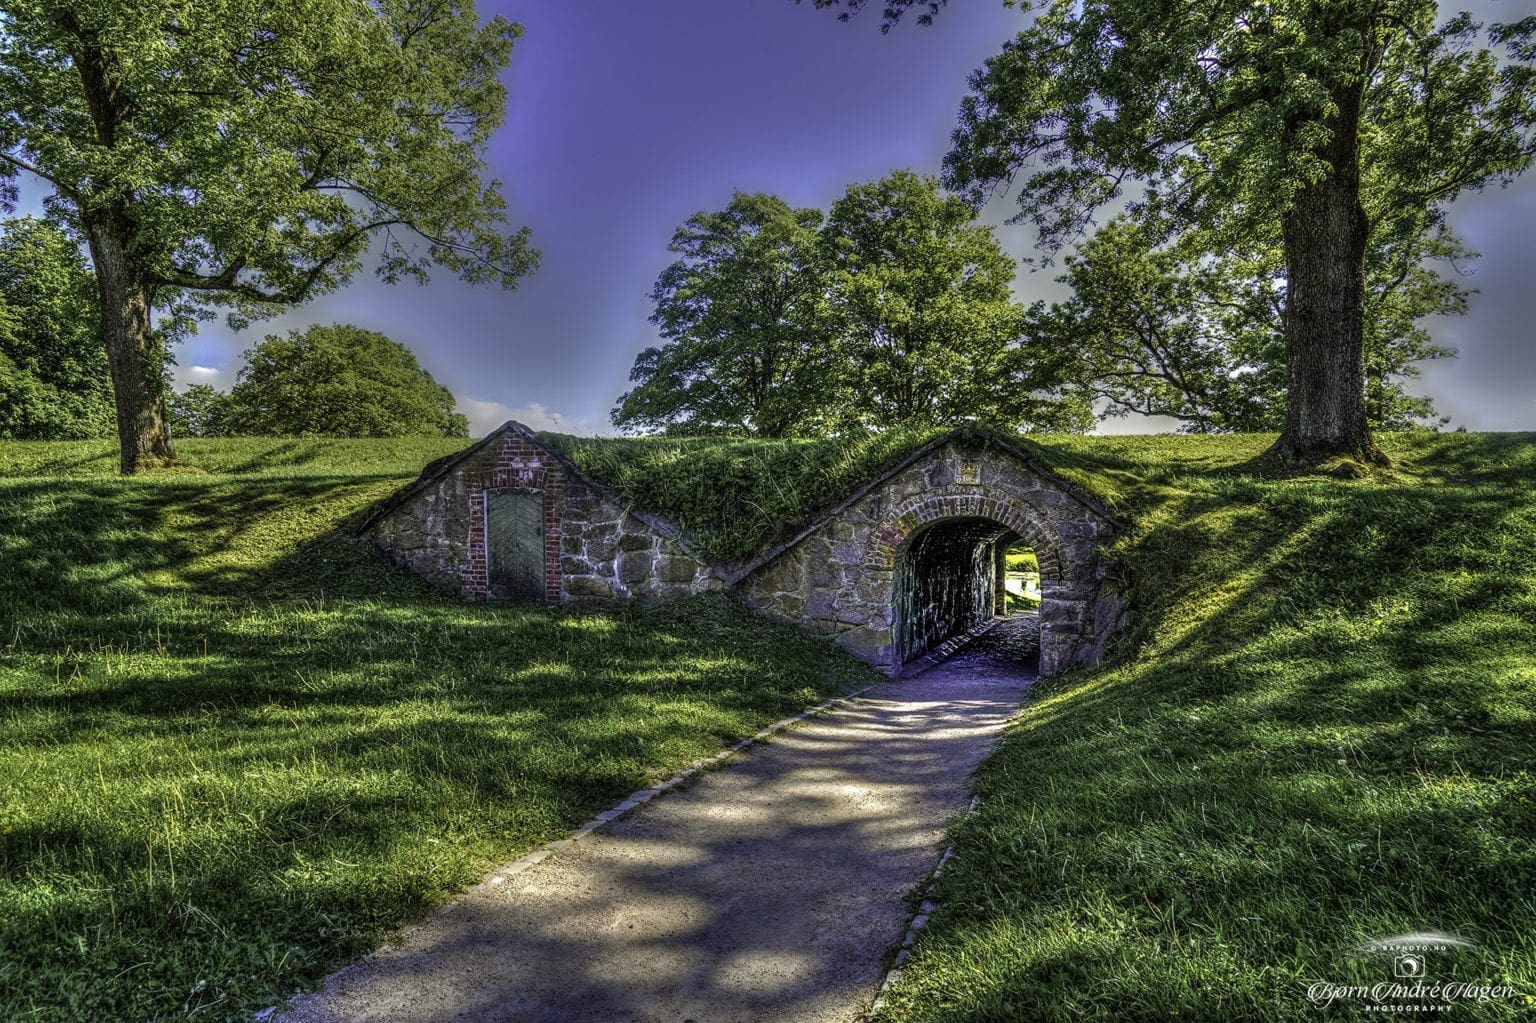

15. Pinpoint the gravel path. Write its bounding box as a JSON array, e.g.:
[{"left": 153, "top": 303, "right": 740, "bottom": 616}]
[{"left": 272, "top": 617, "right": 1037, "bottom": 1023}]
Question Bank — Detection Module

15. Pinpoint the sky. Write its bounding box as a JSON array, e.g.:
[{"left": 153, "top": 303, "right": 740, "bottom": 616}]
[{"left": 112, "top": 1, "right": 1536, "bottom": 434}]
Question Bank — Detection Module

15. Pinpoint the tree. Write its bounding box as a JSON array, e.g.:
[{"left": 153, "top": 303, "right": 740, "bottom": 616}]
[
  {"left": 815, "top": 0, "right": 1536, "bottom": 463},
  {"left": 166, "top": 383, "right": 233, "bottom": 438},
  {"left": 224, "top": 325, "right": 468, "bottom": 438},
  {"left": 821, "top": 170, "right": 1084, "bottom": 432},
  {"left": 614, "top": 192, "right": 831, "bottom": 437},
  {"left": 0, "top": 217, "right": 115, "bottom": 439},
  {"left": 616, "top": 174, "right": 1089, "bottom": 436},
  {"left": 1, "top": 0, "right": 535, "bottom": 472},
  {"left": 1037, "top": 216, "right": 1458, "bottom": 432}
]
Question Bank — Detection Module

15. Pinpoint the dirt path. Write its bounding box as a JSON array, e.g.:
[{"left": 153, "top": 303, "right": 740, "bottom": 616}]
[{"left": 273, "top": 618, "right": 1037, "bottom": 1023}]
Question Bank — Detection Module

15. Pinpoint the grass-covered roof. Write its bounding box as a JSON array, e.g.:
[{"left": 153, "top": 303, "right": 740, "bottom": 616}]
[{"left": 537, "top": 426, "right": 1120, "bottom": 562}]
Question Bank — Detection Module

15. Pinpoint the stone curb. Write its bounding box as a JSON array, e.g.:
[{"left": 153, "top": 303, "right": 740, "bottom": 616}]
[
  {"left": 866, "top": 795, "right": 982, "bottom": 1019},
  {"left": 476, "top": 683, "right": 880, "bottom": 888}
]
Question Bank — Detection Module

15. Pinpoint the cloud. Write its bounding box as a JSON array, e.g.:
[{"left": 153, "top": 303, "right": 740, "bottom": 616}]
[
  {"left": 170, "top": 364, "right": 227, "bottom": 388},
  {"left": 456, "top": 398, "right": 606, "bottom": 438}
]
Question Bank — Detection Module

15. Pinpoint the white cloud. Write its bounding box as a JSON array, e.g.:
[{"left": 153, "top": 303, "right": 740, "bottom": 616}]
[
  {"left": 170, "top": 364, "right": 227, "bottom": 389},
  {"left": 456, "top": 398, "right": 606, "bottom": 438}
]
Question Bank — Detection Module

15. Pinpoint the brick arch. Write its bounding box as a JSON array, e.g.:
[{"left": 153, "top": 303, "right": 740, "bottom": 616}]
[{"left": 865, "top": 488, "right": 1065, "bottom": 581}]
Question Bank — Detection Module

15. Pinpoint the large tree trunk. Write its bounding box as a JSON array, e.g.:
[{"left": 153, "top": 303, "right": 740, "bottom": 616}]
[
  {"left": 66, "top": 15, "right": 176, "bottom": 473},
  {"left": 83, "top": 206, "right": 175, "bottom": 475},
  {"left": 1270, "top": 87, "right": 1384, "bottom": 467}
]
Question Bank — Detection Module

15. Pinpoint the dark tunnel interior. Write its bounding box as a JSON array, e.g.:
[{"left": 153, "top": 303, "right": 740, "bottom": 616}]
[{"left": 893, "top": 517, "right": 1041, "bottom": 666}]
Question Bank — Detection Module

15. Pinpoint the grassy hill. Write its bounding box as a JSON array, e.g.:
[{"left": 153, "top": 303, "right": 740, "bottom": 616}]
[
  {"left": 0, "top": 437, "right": 879, "bottom": 1021},
  {"left": 4, "top": 431, "right": 1533, "bottom": 1021},
  {"left": 869, "top": 431, "right": 1536, "bottom": 1021}
]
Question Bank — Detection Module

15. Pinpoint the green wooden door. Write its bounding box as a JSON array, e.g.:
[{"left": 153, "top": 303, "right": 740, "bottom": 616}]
[{"left": 486, "top": 489, "right": 545, "bottom": 601}]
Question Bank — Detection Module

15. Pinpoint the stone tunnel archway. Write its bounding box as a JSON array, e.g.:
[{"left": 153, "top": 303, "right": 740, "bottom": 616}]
[
  {"left": 869, "top": 492, "right": 1069, "bottom": 672},
  {"left": 894, "top": 517, "right": 1031, "bottom": 666},
  {"left": 736, "top": 437, "right": 1125, "bottom": 678}
]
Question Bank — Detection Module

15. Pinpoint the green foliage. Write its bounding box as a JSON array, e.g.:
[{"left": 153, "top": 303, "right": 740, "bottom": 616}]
[
  {"left": 1036, "top": 217, "right": 1457, "bottom": 432},
  {"left": 543, "top": 427, "right": 958, "bottom": 561},
  {"left": 0, "top": 437, "right": 876, "bottom": 1021},
  {"left": 867, "top": 431, "right": 1536, "bottom": 1021},
  {"left": 0, "top": 218, "right": 113, "bottom": 439},
  {"left": 821, "top": 0, "right": 1536, "bottom": 460},
  {"left": 1, "top": 0, "right": 535, "bottom": 468},
  {"left": 225, "top": 324, "right": 469, "bottom": 438},
  {"left": 938, "top": 2, "right": 1535, "bottom": 251},
  {"left": 617, "top": 174, "right": 1090, "bottom": 438},
  {"left": 616, "top": 192, "right": 831, "bottom": 437},
  {"left": 822, "top": 170, "right": 1087, "bottom": 432},
  {"left": 167, "top": 382, "right": 235, "bottom": 438},
  {"left": 1003, "top": 548, "right": 1036, "bottom": 574}
]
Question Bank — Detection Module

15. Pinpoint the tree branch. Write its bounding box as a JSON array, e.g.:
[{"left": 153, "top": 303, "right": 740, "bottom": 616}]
[{"left": 0, "top": 152, "right": 79, "bottom": 200}]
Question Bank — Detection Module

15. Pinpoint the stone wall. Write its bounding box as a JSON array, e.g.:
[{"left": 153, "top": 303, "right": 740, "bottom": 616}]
[
  {"left": 363, "top": 428, "right": 719, "bottom": 604},
  {"left": 556, "top": 475, "right": 721, "bottom": 605},
  {"left": 366, "top": 425, "right": 1126, "bottom": 676},
  {"left": 736, "top": 439, "right": 1126, "bottom": 675}
]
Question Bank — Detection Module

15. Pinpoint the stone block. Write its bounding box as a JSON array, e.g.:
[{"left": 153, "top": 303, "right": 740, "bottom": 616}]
[
  {"left": 808, "top": 560, "right": 838, "bottom": 588},
  {"left": 584, "top": 525, "right": 620, "bottom": 561},
  {"left": 806, "top": 590, "right": 836, "bottom": 620},
  {"left": 566, "top": 576, "right": 614, "bottom": 598},
  {"left": 657, "top": 556, "right": 700, "bottom": 584},
  {"left": 618, "top": 552, "right": 653, "bottom": 584},
  {"left": 619, "top": 531, "right": 655, "bottom": 553},
  {"left": 775, "top": 593, "right": 806, "bottom": 617},
  {"left": 837, "top": 627, "right": 892, "bottom": 667},
  {"left": 836, "top": 604, "right": 871, "bottom": 626}
]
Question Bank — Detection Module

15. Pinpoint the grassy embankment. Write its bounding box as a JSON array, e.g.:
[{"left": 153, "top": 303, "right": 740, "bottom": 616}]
[
  {"left": 872, "top": 431, "right": 1536, "bottom": 1021},
  {"left": 0, "top": 437, "right": 879, "bottom": 1021}
]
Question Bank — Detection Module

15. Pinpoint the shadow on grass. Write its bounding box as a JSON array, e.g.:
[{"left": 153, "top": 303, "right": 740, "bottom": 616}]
[
  {"left": 0, "top": 469, "right": 884, "bottom": 1020},
  {"left": 877, "top": 447, "right": 1536, "bottom": 1022}
]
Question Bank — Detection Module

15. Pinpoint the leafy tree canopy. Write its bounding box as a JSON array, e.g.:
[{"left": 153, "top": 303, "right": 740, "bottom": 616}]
[
  {"left": 617, "top": 173, "right": 1090, "bottom": 438},
  {"left": 166, "top": 383, "right": 233, "bottom": 439},
  {"left": 0, "top": 216, "right": 114, "bottom": 439},
  {"left": 821, "top": 169, "right": 1086, "bottom": 433},
  {"left": 615, "top": 192, "right": 830, "bottom": 437},
  {"left": 813, "top": 0, "right": 1536, "bottom": 462},
  {"left": 225, "top": 324, "right": 469, "bottom": 438},
  {"left": 1, "top": 0, "right": 534, "bottom": 470},
  {"left": 1038, "top": 215, "right": 1459, "bottom": 433}
]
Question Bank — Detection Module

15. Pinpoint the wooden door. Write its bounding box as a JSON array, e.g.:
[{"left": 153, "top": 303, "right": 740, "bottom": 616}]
[{"left": 486, "top": 489, "right": 545, "bottom": 601}]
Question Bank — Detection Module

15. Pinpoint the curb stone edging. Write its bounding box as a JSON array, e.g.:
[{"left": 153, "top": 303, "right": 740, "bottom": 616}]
[
  {"left": 866, "top": 795, "right": 982, "bottom": 1020},
  {"left": 254, "top": 683, "right": 880, "bottom": 1021}
]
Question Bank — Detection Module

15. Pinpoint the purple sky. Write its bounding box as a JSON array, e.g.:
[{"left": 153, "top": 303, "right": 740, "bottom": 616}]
[{"left": 157, "top": 1, "right": 1536, "bottom": 435}]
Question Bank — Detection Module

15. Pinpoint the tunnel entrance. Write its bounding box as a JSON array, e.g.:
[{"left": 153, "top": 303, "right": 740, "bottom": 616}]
[{"left": 894, "top": 517, "right": 1041, "bottom": 667}]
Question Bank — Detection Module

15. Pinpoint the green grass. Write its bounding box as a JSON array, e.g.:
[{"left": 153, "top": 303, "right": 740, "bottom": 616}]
[
  {"left": 873, "top": 431, "right": 1536, "bottom": 1021},
  {"left": 0, "top": 439, "right": 878, "bottom": 1021},
  {"left": 540, "top": 426, "right": 955, "bottom": 561}
]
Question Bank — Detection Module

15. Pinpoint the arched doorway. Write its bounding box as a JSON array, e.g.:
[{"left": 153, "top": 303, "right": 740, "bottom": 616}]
[
  {"left": 736, "top": 434, "right": 1122, "bottom": 676},
  {"left": 893, "top": 518, "right": 1044, "bottom": 667},
  {"left": 865, "top": 490, "right": 1071, "bottom": 674}
]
